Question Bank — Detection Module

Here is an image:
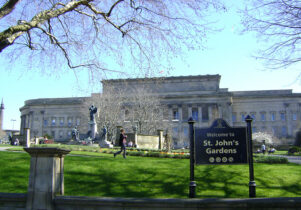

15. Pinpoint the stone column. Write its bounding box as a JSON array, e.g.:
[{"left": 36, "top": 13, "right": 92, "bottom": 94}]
[
  {"left": 227, "top": 102, "right": 233, "bottom": 126},
  {"left": 134, "top": 129, "right": 138, "bottom": 147},
  {"left": 198, "top": 106, "right": 202, "bottom": 124},
  {"left": 218, "top": 104, "right": 223, "bottom": 118},
  {"left": 188, "top": 106, "right": 192, "bottom": 119},
  {"left": 178, "top": 105, "right": 182, "bottom": 122},
  {"left": 157, "top": 129, "right": 164, "bottom": 150},
  {"left": 208, "top": 105, "right": 213, "bottom": 125},
  {"left": 285, "top": 103, "right": 292, "bottom": 136},
  {"left": 25, "top": 128, "right": 30, "bottom": 148},
  {"left": 90, "top": 119, "right": 98, "bottom": 140},
  {"left": 24, "top": 147, "right": 70, "bottom": 210}
]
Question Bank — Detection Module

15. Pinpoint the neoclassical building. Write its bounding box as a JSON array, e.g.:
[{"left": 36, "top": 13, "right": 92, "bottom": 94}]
[{"left": 19, "top": 75, "right": 301, "bottom": 146}]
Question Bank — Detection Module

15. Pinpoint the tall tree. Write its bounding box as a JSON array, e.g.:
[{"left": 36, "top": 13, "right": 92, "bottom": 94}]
[
  {"left": 242, "top": 0, "right": 301, "bottom": 69},
  {"left": 92, "top": 79, "right": 172, "bottom": 142},
  {"left": 0, "top": 0, "right": 224, "bottom": 77}
]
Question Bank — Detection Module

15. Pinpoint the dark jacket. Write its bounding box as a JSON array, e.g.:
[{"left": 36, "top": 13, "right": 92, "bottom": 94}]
[{"left": 119, "top": 133, "right": 126, "bottom": 146}]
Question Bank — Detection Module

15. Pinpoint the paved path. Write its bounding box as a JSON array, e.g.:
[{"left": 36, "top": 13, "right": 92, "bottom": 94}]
[
  {"left": 1, "top": 147, "right": 301, "bottom": 164},
  {"left": 273, "top": 155, "right": 301, "bottom": 165},
  {"left": 0, "top": 147, "right": 10, "bottom": 151}
]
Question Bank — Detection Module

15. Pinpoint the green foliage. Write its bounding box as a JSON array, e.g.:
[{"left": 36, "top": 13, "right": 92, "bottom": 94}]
[
  {"left": 288, "top": 146, "right": 301, "bottom": 155},
  {"left": 43, "top": 133, "right": 53, "bottom": 139},
  {"left": 254, "top": 155, "right": 288, "bottom": 164}
]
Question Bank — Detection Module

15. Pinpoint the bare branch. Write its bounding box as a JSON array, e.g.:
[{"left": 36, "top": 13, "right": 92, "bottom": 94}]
[{"left": 0, "top": 0, "right": 20, "bottom": 19}]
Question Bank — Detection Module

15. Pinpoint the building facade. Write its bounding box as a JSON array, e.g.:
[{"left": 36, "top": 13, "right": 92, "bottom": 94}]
[{"left": 19, "top": 75, "right": 301, "bottom": 146}]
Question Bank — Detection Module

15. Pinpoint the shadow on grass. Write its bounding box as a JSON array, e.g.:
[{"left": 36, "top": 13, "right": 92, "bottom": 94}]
[{"left": 62, "top": 155, "right": 301, "bottom": 199}]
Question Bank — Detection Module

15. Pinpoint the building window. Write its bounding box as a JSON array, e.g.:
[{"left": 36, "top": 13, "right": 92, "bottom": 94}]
[
  {"left": 292, "top": 113, "right": 297, "bottom": 121},
  {"left": 260, "top": 112, "right": 266, "bottom": 121},
  {"left": 281, "top": 126, "right": 287, "bottom": 137},
  {"left": 51, "top": 118, "right": 56, "bottom": 126},
  {"left": 241, "top": 113, "right": 246, "bottom": 122},
  {"left": 44, "top": 119, "right": 48, "bottom": 126},
  {"left": 59, "top": 118, "right": 64, "bottom": 126},
  {"left": 163, "top": 107, "right": 169, "bottom": 121},
  {"left": 232, "top": 113, "right": 237, "bottom": 122},
  {"left": 202, "top": 105, "right": 209, "bottom": 122},
  {"left": 280, "top": 112, "right": 286, "bottom": 121},
  {"left": 125, "top": 109, "right": 130, "bottom": 121},
  {"left": 67, "top": 131, "right": 71, "bottom": 137},
  {"left": 59, "top": 131, "right": 63, "bottom": 139},
  {"left": 271, "top": 112, "right": 276, "bottom": 121},
  {"left": 68, "top": 118, "right": 72, "bottom": 127},
  {"left": 76, "top": 117, "right": 80, "bottom": 126},
  {"left": 192, "top": 108, "right": 198, "bottom": 121},
  {"left": 51, "top": 131, "right": 55, "bottom": 138},
  {"left": 172, "top": 127, "right": 179, "bottom": 140},
  {"left": 172, "top": 108, "right": 179, "bottom": 121}
]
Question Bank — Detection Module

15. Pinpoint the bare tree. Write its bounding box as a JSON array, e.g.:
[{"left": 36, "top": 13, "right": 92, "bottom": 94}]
[
  {"left": 123, "top": 84, "right": 171, "bottom": 135},
  {"left": 242, "top": 0, "right": 301, "bottom": 69},
  {"left": 91, "top": 86, "right": 124, "bottom": 142},
  {"left": 0, "top": 0, "right": 225, "bottom": 77},
  {"left": 92, "top": 78, "right": 172, "bottom": 141}
]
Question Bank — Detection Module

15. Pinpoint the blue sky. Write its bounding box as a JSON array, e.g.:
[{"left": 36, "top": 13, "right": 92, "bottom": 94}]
[{"left": 1, "top": 1, "right": 301, "bottom": 130}]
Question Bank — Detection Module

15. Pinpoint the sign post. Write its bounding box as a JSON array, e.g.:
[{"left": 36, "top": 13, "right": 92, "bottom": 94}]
[
  {"left": 189, "top": 118, "right": 256, "bottom": 198},
  {"left": 245, "top": 115, "right": 256, "bottom": 198},
  {"left": 188, "top": 117, "right": 196, "bottom": 198}
]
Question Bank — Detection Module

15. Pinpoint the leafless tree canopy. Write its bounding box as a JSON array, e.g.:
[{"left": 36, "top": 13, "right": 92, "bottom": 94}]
[
  {"left": 242, "top": 0, "right": 301, "bottom": 69},
  {"left": 92, "top": 80, "right": 172, "bottom": 141},
  {"left": 0, "top": 0, "right": 224, "bottom": 77}
]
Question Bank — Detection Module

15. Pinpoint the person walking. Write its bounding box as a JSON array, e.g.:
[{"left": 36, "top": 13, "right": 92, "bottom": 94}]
[
  {"left": 261, "top": 143, "right": 266, "bottom": 154},
  {"left": 114, "top": 129, "right": 127, "bottom": 158}
]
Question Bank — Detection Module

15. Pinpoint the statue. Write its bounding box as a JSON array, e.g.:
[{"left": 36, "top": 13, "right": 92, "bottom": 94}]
[
  {"left": 89, "top": 105, "right": 98, "bottom": 140},
  {"left": 71, "top": 126, "right": 79, "bottom": 141},
  {"left": 101, "top": 126, "right": 107, "bottom": 141},
  {"left": 99, "top": 125, "right": 113, "bottom": 148},
  {"left": 89, "top": 105, "right": 97, "bottom": 122}
]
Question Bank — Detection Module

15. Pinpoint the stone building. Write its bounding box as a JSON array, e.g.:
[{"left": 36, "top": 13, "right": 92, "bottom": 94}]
[{"left": 19, "top": 75, "right": 301, "bottom": 146}]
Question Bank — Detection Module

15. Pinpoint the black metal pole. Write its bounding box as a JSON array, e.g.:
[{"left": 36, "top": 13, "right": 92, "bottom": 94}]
[
  {"left": 188, "top": 117, "right": 196, "bottom": 198},
  {"left": 245, "top": 115, "right": 256, "bottom": 198}
]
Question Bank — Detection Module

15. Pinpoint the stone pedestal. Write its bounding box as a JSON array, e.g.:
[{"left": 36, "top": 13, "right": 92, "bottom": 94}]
[
  {"left": 90, "top": 120, "right": 98, "bottom": 139},
  {"left": 158, "top": 129, "right": 164, "bottom": 150},
  {"left": 25, "top": 128, "right": 30, "bottom": 147},
  {"left": 99, "top": 140, "right": 113, "bottom": 148},
  {"left": 134, "top": 131, "right": 138, "bottom": 147},
  {"left": 24, "top": 147, "right": 70, "bottom": 210}
]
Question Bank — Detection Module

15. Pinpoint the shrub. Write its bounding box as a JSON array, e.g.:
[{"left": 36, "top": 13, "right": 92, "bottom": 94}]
[
  {"left": 254, "top": 155, "right": 288, "bottom": 164},
  {"left": 288, "top": 146, "right": 301, "bottom": 155}
]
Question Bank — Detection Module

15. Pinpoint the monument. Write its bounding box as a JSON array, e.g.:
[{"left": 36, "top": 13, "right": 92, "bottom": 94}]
[
  {"left": 98, "top": 125, "right": 113, "bottom": 148},
  {"left": 89, "top": 105, "right": 98, "bottom": 140},
  {"left": 71, "top": 126, "right": 79, "bottom": 141}
]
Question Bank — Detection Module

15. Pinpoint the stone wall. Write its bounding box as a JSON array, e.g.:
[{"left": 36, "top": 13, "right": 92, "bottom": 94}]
[
  {"left": 2, "top": 193, "right": 301, "bottom": 210},
  {"left": 0, "top": 193, "right": 26, "bottom": 209},
  {"left": 53, "top": 197, "right": 301, "bottom": 210},
  {"left": 137, "top": 134, "right": 159, "bottom": 149}
]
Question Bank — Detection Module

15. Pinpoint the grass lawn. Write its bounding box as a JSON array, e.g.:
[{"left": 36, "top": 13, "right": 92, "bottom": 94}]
[{"left": 0, "top": 150, "right": 301, "bottom": 198}]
